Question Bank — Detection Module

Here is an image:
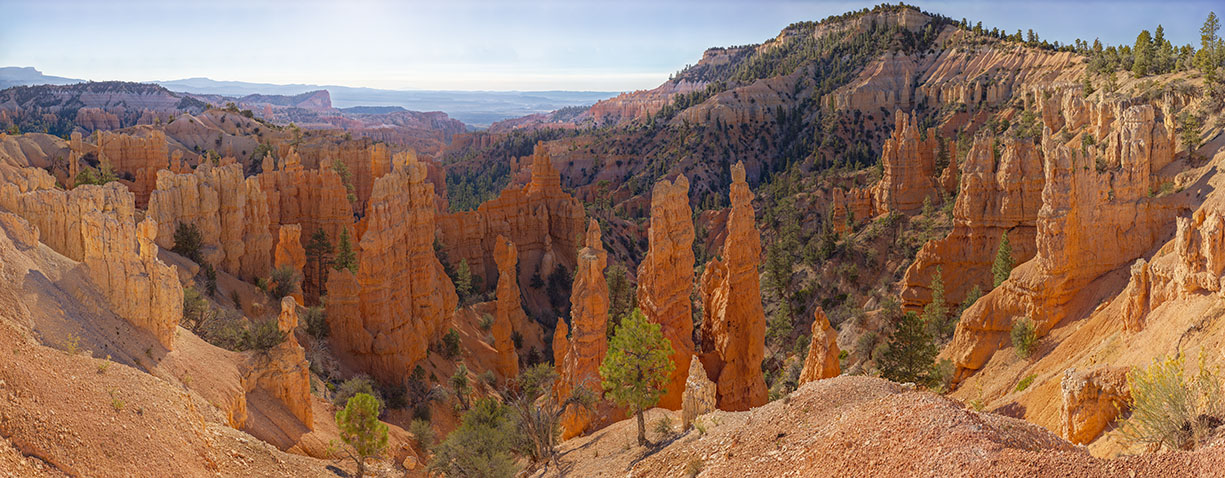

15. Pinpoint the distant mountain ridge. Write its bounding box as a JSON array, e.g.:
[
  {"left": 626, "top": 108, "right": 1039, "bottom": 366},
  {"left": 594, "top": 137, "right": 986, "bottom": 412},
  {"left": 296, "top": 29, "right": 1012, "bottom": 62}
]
[{"left": 0, "top": 69, "right": 621, "bottom": 127}]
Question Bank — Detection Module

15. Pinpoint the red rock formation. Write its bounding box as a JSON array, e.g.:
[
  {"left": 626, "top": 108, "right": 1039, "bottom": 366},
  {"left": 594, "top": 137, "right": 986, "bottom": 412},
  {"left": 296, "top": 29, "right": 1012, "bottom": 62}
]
[
  {"left": 325, "top": 152, "right": 457, "bottom": 384},
  {"left": 948, "top": 103, "right": 1179, "bottom": 384},
  {"left": 258, "top": 148, "right": 353, "bottom": 303},
  {"left": 146, "top": 162, "right": 273, "bottom": 280},
  {"left": 637, "top": 175, "right": 695, "bottom": 410},
  {"left": 436, "top": 145, "right": 584, "bottom": 315},
  {"left": 698, "top": 161, "right": 767, "bottom": 411},
  {"left": 95, "top": 129, "right": 169, "bottom": 208},
  {"left": 681, "top": 357, "right": 716, "bottom": 431},
  {"left": 243, "top": 296, "right": 315, "bottom": 439},
  {"left": 0, "top": 168, "right": 182, "bottom": 349},
  {"left": 829, "top": 186, "right": 876, "bottom": 234},
  {"left": 901, "top": 135, "right": 1044, "bottom": 310},
  {"left": 1060, "top": 366, "right": 1129, "bottom": 445},
  {"left": 274, "top": 224, "right": 307, "bottom": 303},
  {"left": 873, "top": 110, "right": 941, "bottom": 215},
  {"left": 798, "top": 308, "right": 840, "bottom": 385},
  {"left": 1122, "top": 209, "right": 1225, "bottom": 332},
  {"left": 557, "top": 220, "right": 612, "bottom": 438},
  {"left": 492, "top": 235, "right": 522, "bottom": 382}
]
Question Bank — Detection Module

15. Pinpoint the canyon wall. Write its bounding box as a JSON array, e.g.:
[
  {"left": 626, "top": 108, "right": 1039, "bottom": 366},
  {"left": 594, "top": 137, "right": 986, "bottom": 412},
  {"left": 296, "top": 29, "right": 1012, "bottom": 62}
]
[
  {"left": 325, "top": 152, "right": 457, "bottom": 384},
  {"left": 0, "top": 166, "right": 182, "bottom": 348}
]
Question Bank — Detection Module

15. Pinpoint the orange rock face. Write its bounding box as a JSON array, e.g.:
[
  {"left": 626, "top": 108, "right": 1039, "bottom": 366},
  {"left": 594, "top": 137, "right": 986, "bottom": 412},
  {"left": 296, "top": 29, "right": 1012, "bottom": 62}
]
[
  {"left": 325, "top": 152, "right": 458, "bottom": 384},
  {"left": 274, "top": 224, "right": 307, "bottom": 303},
  {"left": 258, "top": 149, "right": 353, "bottom": 303},
  {"left": 146, "top": 162, "right": 273, "bottom": 280},
  {"left": 698, "top": 161, "right": 767, "bottom": 411},
  {"left": 948, "top": 101, "right": 1179, "bottom": 383},
  {"left": 0, "top": 168, "right": 182, "bottom": 349},
  {"left": 436, "top": 145, "right": 585, "bottom": 315},
  {"left": 557, "top": 220, "right": 612, "bottom": 438},
  {"left": 244, "top": 296, "right": 315, "bottom": 434},
  {"left": 1122, "top": 209, "right": 1225, "bottom": 332},
  {"left": 901, "top": 135, "right": 1044, "bottom": 310},
  {"left": 95, "top": 129, "right": 170, "bottom": 207},
  {"left": 873, "top": 110, "right": 941, "bottom": 215},
  {"left": 492, "top": 235, "right": 522, "bottom": 382},
  {"left": 829, "top": 186, "right": 876, "bottom": 234},
  {"left": 636, "top": 175, "right": 695, "bottom": 410},
  {"left": 1059, "top": 366, "right": 1129, "bottom": 445},
  {"left": 798, "top": 308, "right": 840, "bottom": 385}
]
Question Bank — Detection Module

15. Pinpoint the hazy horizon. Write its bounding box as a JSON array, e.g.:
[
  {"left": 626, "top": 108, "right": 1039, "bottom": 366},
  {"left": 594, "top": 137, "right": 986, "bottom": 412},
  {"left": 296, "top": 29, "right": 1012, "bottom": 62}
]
[{"left": 1, "top": 0, "right": 1218, "bottom": 92}]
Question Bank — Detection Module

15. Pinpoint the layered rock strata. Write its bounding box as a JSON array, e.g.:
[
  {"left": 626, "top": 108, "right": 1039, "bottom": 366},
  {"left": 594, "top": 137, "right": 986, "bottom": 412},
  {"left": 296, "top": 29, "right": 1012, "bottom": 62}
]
[
  {"left": 492, "top": 235, "right": 522, "bottom": 382},
  {"left": 325, "top": 152, "right": 457, "bottom": 384},
  {"left": 0, "top": 166, "right": 182, "bottom": 348},
  {"left": 873, "top": 110, "right": 941, "bottom": 215},
  {"left": 636, "top": 175, "right": 696, "bottom": 410},
  {"left": 698, "top": 161, "right": 767, "bottom": 411}
]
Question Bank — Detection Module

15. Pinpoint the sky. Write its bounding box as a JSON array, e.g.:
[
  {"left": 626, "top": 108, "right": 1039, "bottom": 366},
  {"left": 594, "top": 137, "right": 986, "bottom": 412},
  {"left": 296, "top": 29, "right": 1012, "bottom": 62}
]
[{"left": 0, "top": 0, "right": 1218, "bottom": 92}]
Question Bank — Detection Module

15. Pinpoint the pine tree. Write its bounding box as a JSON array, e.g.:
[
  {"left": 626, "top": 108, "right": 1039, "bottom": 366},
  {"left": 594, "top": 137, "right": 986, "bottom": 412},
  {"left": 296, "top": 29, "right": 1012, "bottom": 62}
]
[
  {"left": 992, "top": 232, "right": 1014, "bottom": 288},
  {"left": 1133, "top": 30, "right": 1154, "bottom": 76},
  {"left": 878, "top": 310, "right": 939, "bottom": 387},
  {"left": 304, "top": 228, "right": 333, "bottom": 292},
  {"left": 599, "top": 309, "right": 675, "bottom": 446},
  {"left": 333, "top": 228, "right": 357, "bottom": 273},
  {"left": 454, "top": 259, "right": 472, "bottom": 302},
  {"left": 923, "top": 268, "right": 950, "bottom": 338},
  {"left": 335, "top": 393, "right": 389, "bottom": 478}
]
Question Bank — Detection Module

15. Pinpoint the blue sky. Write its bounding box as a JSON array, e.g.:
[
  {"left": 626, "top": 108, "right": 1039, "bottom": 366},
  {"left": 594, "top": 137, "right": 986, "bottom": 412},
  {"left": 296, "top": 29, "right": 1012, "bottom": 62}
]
[{"left": 0, "top": 0, "right": 1217, "bottom": 91}]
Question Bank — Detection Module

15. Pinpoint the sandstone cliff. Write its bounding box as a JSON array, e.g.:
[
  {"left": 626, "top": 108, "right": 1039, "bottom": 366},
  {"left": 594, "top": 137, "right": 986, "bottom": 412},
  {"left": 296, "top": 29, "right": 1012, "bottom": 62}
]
[
  {"left": 0, "top": 166, "right": 181, "bottom": 349},
  {"left": 901, "top": 135, "right": 1044, "bottom": 310},
  {"left": 698, "top": 162, "right": 767, "bottom": 411},
  {"left": 437, "top": 145, "right": 585, "bottom": 316},
  {"left": 947, "top": 99, "right": 1180, "bottom": 384},
  {"left": 636, "top": 175, "right": 696, "bottom": 410},
  {"left": 873, "top": 110, "right": 941, "bottom": 215},
  {"left": 325, "top": 152, "right": 458, "bottom": 384},
  {"left": 146, "top": 162, "right": 273, "bottom": 280},
  {"left": 95, "top": 129, "right": 170, "bottom": 208}
]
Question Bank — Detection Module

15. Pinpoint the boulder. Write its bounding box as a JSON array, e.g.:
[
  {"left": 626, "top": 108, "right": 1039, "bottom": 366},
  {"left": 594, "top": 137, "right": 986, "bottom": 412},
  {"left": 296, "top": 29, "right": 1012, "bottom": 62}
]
[{"left": 1060, "top": 367, "right": 1129, "bottom": 445}]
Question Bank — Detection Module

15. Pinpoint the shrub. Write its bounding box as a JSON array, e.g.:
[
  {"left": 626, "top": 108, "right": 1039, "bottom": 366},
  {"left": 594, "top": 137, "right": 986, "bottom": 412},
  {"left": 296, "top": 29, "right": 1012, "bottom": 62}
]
[
  {"left": 334, "top": 375, "right": 383, "bottom": 410},
  {"left": 200, "top": 263, "right": 218, "bottom": 297},
  {"left": 409, "top": 419, "right": 435, "bottom": 450},
  {"left": 303, "top": 306, "right": 328, "bottom": 339},
  {"left": 181, "top": 287, "right": 214, "bottom": 333},
  {"left": 334, "top": 393, "right": 389, "bottom": 478},
  {"left": 1016, "top": 374, "right": 1037, "bottom": 392},
  {"left": 441, "top": 328, "right": 462, "bottom": 360},
  {"left": 1123, "top": 353, "right": 1225, "bottom": 450},
  {"left": 172, "top": 222, "right": 204, "bottom": 263},
  {"left": 246, "top": 318, "right": 286, "bottom": 351},
  {"left": 1011, "top": 317, "right": 1037, "bottom": 358},
  {"left": 451, "top": 363, "right": 472, "bottom": 410},
  {"left": 479, "top": 314, "right": 494, "bottom": 331},
  {"left": 653, "top": 415, "right": 674, "bottom": 438},
  {"left": 428, "top": 398, "right": 517, "bottom": 478},
  {"left": 686, "top": 458, "right": 705, "bottom": 477},
  {"left": 268, "top": 266, "right": 301, "bottom": 300}
]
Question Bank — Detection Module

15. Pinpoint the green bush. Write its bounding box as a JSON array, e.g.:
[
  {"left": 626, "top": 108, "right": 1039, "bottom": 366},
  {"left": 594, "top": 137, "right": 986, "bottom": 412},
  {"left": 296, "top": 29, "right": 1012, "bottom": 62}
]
[
  {"left": 302, "top": 306, "right": 328, "bottom": 339},
  {"left": 334, "top": 375, "right": 383, "bottom": 410},
  {"left": 1011, "top": 317, "right": 1037, "bottom": 358},
  {"left": 441, "top": 328, "right": 462, "bottom": 360},
  {"left": 1016, "top": 374, "right": 1037, "bottom": 392},
  {"left": 172, "top": 222, "right": 204, "bottom": 263},
  {"left": 409, "top": 418, "right": 435, "bottom": 450},
  {"left": 267, "top": 266, "right": 300, "bottom": 300}
]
